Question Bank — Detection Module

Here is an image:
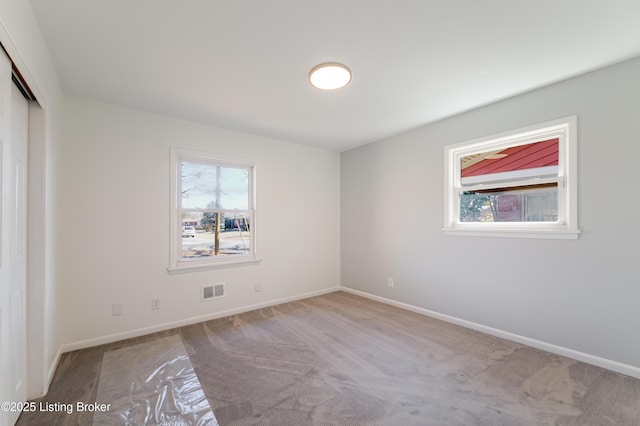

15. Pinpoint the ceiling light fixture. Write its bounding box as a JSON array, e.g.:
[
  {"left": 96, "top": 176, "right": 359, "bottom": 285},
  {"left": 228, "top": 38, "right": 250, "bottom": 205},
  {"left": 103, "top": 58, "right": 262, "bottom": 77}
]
[{"left": 308, "top": 62, "right": 352, "bottom": 90}]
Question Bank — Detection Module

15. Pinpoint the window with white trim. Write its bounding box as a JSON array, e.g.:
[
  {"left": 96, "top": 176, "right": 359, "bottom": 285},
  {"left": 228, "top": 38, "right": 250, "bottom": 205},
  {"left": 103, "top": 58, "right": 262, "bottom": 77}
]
[
  {"left": 443, "top": 116, "right": 579, "bottom": 239},
  {"left": 169, "top": 148, "right": 258, "bottom": 272}
]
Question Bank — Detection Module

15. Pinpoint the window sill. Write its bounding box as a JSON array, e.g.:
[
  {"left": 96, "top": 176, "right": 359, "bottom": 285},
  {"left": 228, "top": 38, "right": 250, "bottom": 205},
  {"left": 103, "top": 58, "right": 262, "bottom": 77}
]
[
  {"left": 443, "top": 227, "right": 580, "bottom": 240},
  {"left": 167, "top": 257, "right": 263, "bottom": 274}
]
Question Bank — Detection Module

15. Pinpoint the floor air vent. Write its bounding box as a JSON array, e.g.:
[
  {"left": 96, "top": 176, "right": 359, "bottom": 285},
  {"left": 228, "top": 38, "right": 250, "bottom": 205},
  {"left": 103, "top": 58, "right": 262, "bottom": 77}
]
[{"left": 201, "top": 283, "right": 224, "bottom": 302}]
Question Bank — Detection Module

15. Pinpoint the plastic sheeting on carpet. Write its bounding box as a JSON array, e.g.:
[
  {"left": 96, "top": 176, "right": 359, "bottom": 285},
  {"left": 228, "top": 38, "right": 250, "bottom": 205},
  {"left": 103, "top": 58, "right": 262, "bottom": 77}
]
[{"left": 93, "top": 334, "right": 217, "bottom": 425}]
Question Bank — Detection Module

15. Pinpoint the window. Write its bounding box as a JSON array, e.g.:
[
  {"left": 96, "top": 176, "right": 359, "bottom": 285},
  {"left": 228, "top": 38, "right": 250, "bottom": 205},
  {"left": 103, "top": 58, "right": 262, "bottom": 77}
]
[
  {"left": 169, "top": 148, "right": 258, "bottom": 272},
  {"left": 443, "top": 116, "right": 579, "bottom": 239}
]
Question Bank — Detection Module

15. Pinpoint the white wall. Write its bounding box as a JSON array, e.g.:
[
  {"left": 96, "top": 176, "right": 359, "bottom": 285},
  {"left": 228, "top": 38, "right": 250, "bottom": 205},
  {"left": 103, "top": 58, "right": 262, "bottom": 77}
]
[
  {"left": 58, "top": 96, "right": 341, "bottom": 348},
  {"left": 0, "top": 0, "right": 63, "bottom": 397},
  {"left": 341, "top": 57, "right": 640, "bottom": 372}
]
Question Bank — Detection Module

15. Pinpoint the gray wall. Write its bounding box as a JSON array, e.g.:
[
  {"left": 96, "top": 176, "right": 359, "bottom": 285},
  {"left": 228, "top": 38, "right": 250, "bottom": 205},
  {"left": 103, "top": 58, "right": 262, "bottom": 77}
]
[{"left": 341, "top": 56, "right": 640, "bottom": 369}]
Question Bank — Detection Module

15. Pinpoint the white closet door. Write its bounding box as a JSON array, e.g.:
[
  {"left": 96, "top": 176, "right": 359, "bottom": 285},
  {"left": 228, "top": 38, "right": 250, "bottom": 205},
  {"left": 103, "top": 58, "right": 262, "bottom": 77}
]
[{"left": 0, "top": 49, "right": 28, "bottom": 426}]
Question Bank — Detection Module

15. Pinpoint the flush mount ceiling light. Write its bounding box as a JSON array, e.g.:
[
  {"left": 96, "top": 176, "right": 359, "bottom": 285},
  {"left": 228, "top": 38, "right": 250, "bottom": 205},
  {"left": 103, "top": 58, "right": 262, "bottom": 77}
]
[{"left": 308, "top": 62, "right": 352, "bottom": 90}]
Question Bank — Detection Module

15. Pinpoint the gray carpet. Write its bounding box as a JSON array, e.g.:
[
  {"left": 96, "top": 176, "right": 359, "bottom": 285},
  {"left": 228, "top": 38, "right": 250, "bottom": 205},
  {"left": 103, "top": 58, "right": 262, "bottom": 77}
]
[{"left": 18, "top": 291, "right": 640, "bottom": 425}]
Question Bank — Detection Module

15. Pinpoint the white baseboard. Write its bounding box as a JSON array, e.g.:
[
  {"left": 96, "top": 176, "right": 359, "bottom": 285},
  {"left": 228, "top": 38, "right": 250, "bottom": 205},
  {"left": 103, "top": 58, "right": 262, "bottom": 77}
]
[
  {"left": 46, "top": 348, "right": 63, "bottom": 393},
  {"left": 340, "top": 286, "right": 640, "bottom": 380},
  {"left": 56, "top": 284, "right": 640, "bottom": 381},
  {"left": 26, "top": 347, "right": 61, "bottom": 400},
  {"left": 60, "top": 286, "right": 341, "bottom": 353}
]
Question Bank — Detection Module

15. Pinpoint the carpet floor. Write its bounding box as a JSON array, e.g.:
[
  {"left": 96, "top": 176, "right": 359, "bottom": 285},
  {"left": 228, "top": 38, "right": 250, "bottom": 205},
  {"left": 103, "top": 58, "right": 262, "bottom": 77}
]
[{"left": 17, "top": 291, "right": 640, "bottom": 425}]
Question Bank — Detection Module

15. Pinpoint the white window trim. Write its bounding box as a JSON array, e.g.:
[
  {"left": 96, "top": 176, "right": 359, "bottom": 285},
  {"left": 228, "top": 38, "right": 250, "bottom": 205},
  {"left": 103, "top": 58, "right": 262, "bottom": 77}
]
[
  {"left": 443, "top": 116, "right": 580, "bottom": 239},
  {"left": 168, "top": 147, "right": 261, "bottom": 273},
  {"left": 460, "top": 166, "right": 559, "bottom": 187}
]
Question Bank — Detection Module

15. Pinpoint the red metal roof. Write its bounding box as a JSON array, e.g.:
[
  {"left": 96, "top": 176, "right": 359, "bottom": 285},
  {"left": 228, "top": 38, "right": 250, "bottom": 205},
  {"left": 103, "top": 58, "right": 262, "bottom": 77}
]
[{"left": 461, "top": 138, "right": 559, "bottom": 177}]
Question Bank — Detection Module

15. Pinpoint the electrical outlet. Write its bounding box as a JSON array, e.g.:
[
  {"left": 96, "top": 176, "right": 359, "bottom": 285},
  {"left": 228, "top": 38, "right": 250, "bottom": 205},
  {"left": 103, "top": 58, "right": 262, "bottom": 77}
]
[
  {"left": 112, "top": 303, "right": 123, "bottom": 316},
  {"left": 151, "top": 298, "right": 160, "bottom": 310},
  {"left": 254, "top": 282, "right": 262, "bottom": 292},
  {"left": 387, "top": 278, "right": 394, "bottom": 288}
]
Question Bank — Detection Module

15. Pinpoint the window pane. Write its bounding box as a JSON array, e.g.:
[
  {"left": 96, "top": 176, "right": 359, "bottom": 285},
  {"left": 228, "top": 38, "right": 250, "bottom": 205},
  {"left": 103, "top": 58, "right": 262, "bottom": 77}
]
[
  {"left": 460, "top": 185, "right": 557, "bottom": 222},
  {"left": 181, "top": 211, "right": 251, "bottom": 261},
  {"left": 219, "top": 167, "right": 249, "bottom": 209},
  {"left": 219, "top": 212, "right": 251, "bottom": 255},
  {"left": 181, "top": 162, "right": 249, "bottom": 210},
  {"left": 181, "top": 162, "right": 217, "bottom": 209},
  {"left": 461, "top": 138, "right": 559, "bottom": 182}
]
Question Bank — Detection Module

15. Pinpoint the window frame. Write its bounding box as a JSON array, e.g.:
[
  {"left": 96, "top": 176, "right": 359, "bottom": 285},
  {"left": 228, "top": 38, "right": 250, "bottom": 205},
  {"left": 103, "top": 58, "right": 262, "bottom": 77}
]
[
  {"left": 168, "top": 147, "right": 260, "bottom": 273},
  {"left": 443, "top": 116, "right": 579, "bottom": 239}
]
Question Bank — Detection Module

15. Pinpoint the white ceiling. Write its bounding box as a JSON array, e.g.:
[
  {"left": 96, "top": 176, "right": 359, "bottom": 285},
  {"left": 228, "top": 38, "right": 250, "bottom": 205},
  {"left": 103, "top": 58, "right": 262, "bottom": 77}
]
[{"left": 29, "top": 0, "right": 640, "bottom": 151}]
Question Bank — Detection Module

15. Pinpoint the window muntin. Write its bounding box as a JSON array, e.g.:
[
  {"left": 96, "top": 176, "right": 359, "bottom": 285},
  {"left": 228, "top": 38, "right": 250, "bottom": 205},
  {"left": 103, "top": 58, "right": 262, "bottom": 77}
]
[
  {"left": 444, "top": 117, "right": 579, "bottom": 239},
  {"left": 170, "top": 148, "right": 257, "bottom": 271}
]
